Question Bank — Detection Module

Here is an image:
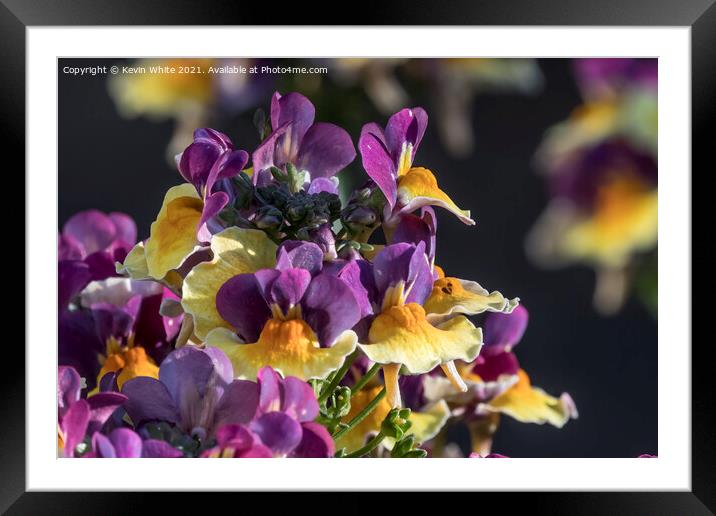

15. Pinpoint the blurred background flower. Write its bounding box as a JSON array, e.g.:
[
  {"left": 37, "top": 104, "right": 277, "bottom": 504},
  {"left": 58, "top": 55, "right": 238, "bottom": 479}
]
[{"left": 528, "top": 58, "right": 657, "bottom": 316}]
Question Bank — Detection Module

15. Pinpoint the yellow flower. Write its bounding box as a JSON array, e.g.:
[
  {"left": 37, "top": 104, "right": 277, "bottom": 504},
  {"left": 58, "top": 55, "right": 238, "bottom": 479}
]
[
  {"left": 181, "top": 227, "right": 277, "bottom": 340},
  {"left": 359, "top": 286, "right": 482, "bottom": 407},
  {"left": 561, "top": 177, "right": 657, "bottom": 268},
  {"left": 119, "top": 183, "right": 202, "bottom": 284},
  {"left": 424, "top": 276, "right": 519, "bottom": 317},
  {"left": 109, "top": 58, "right": 214, "bottom": 119},
  {"left": 206, "top": 318, "right": 357, "bottom": 381},
  {"left": 486, "top": 369, "right": 578, "bottom": 428},
  {"left": 396, "top": 167, "right": 474, "bottom": 225},
  {"left": 93, "top": 337, "right": 159, "bottom": 391}
]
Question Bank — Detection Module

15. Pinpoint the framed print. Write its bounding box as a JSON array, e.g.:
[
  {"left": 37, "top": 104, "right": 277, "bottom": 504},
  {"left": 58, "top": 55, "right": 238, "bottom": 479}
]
[{"left": 4, "top": 0, "right": 708, "bottom": 512}]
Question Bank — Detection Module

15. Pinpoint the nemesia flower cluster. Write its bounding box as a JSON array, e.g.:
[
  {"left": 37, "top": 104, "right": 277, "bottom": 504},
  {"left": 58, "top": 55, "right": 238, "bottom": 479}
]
[
  {"left": 528, "top": 59, "right": 658, "bottom": 315},
  {"left": 59, "top": 91, "right": 576, "bottom": 458}
]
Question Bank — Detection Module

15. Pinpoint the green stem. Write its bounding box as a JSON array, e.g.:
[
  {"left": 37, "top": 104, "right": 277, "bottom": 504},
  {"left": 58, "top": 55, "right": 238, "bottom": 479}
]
[
  {"left": 345, "top": 431, "right": 385, "bottom": 458},
  {"left": 332, "top": 387, "right": 387, "bottom": 441},
  {"left": 318, "top": 351, "right": 358, "bottom": 403},
  {"left": 350, "top": 363, "right": 382, "bottom": 395}
]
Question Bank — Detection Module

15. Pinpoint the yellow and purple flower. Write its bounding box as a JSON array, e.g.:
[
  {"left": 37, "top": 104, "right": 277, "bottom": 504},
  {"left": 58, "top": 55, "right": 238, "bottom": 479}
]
[
  {"left": 59, "top": 211, "right": 180, "bottom": 389},
  {"left": 120, "top": 128, "right": 249, "bottom": 284},
  {"left": 358, "top": 107, "right": 474, "bottom": 227},
  {"left": 204, "top": 252, "right": 361, "bottom": 381},
  {"left": 358, "top": 242, "right": 483, "bottom": 407}
]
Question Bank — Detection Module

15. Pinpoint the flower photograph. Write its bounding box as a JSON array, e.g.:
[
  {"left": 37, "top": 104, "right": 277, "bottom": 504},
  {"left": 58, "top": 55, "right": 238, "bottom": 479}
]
[{"left": 57, "top": 57, "right": 657, "bottom": 459}]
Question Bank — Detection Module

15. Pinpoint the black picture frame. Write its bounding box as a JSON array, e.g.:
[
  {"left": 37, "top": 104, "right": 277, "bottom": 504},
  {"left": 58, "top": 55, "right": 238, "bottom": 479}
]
[{"left": 4, "top": 0, "right": 707, "bottom": 512}]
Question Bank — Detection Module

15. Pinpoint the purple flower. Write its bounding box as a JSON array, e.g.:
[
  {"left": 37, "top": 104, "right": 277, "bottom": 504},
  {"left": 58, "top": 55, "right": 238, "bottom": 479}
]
[
  {"left": 58, "top": 210, "right": 137, "bottom": 300},
  {"left": 59, "top": 279, "right": 177, "bottom": 389},
  {"left": 121, "top": 346, "right": 257, "bottom": 441},
  {"left": 252, "top": 91, "right": 356, "bottom": 186},
  {"left": 206, "top": 367, "right": 334, "bottom": 458},
  {"left": 58, "top": 366, "right": 127, "bottom": 457},
  {"left": 59, "top": 210, "right": 136, "bottom": 261},
  {"left": 85, "top": 428, "right": 183, "bottom": 458},
  {"left": 177, "top": 128, "right": 250, "bottom": 241}
]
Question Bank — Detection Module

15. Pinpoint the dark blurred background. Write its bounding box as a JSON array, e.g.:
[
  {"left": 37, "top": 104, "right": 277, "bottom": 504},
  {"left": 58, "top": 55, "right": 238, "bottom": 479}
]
[{"left": 58, "top": 58, "right": 657, "bottom": 457}]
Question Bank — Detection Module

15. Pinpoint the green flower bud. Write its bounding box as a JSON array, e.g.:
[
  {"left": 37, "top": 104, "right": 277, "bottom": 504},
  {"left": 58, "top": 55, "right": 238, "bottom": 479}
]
[{"left": 254, "top": 206, "right": 284, "bottom": 230}]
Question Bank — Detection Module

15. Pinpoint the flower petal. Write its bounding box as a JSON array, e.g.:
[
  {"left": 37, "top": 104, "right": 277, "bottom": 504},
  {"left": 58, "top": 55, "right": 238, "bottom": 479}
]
[
  {"left": 86, "top": 392, "right": 128, "bottom": 434},
  {"left": 358, "top": 127, "right": 397, "bottom": 207},
  {"left": 207, "top": 323, "right": 357, "bottom": 381},
  {"left": 144, "top": 184, "right": 203, "bottom": 280},
  {"left": 142, "top": 439, "right": 183, "bottom": 458},
  {"left": 426, "top": 371, "right": 519, "bottom": 407},
  {"left": 268, "top": 268, "right": 312, "bottom": 314},
  {"left": 58, "top": 261, "right": 91, "bottom": 311},
  {"left": 384, "top": 107, "right": 428, "bottom": 168},
  {"left": 117, "top": 242, "right": 151, "bottom": 280},
  {"left": 322, "top": 259, "right": 375, "bottom": 320},
  {"left": 213, "top": 379, "right": 260, "bottom": 428},
  {"left": 182, "top": 227, "right": 277, "bottom": 340},
  {"left": 216, "top": 273, "right": 272, "bottom": 342},
  {"left": 58, "top": 366, "right": 83, "bottom": 417},
  {"left": 91, "top": 432, "right": 117, "bottom": 458},
  {"left": 281, "top": 376, "right": 320, "bottom": 423},
  {"left": 486, "top": 370, "right": 578, "bottom": 428},
  {"left": 121, "top": 376, "right": 180, "bottom": 427},
  {"left": 423, "top": 277, "right": 519, "bottom": 317},
  {"left": 292, "top": 422, "right": 335, "bottom": 458},
  {"left": 108, "top": 428, "right": 143, "bottom": 458},
  {"left": 276, "top": 241, "right": 324, "bottom": 275},
  {"left": 108, "top": 212, "right": 137, "bottom": 247},
  {"left": 472, "top": 351, "right": 521, "bottom": 381},
  {"left": 270, "top": 91, "right": 315, "bottom": 143},
  {"left": 296, "top": 122, "right": 356, "bottom": 178},
  {"left": 397, "top": 167, "right": 474, "bottom": 225},
  {"left": 62, "top": 400, "right": 91, "bottom": 457},
  {"left": 391, "top": 207, "right": 437, "bottom": 262},
  {"left": 482, "top": 305, "right": 529, "bottom": 355},
  {"left": 373, "top": 242, "right": 433, "bottom": 307},
  {"left": 249, "top": 412, "right": 303, "bottom": 457},
  {"left": 159, "top": 346, "right": 230, "bottom": 405},
  {"left": 63, "top": 210, "right": 117, "bottom": 255},
  {"left": 252, "top": 122, "right": 289, "bottom": 177},
  {"left": 307, "top": 177, "right": 339, "bottom": 195},
  {"left": 361, "top": 304, "right": 482, "bottom": 374},
  {"left": 301, "top": 273, "right": 362, "bottom": 348}
]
